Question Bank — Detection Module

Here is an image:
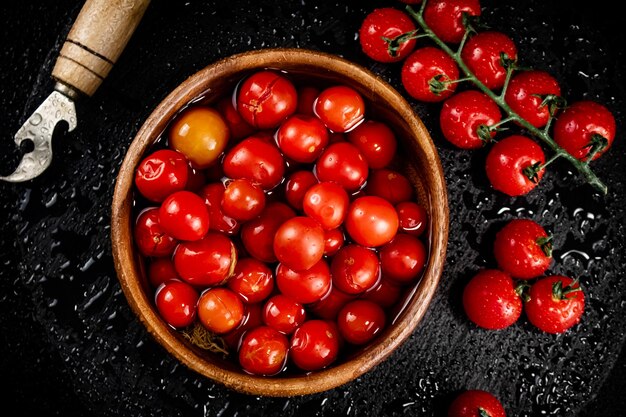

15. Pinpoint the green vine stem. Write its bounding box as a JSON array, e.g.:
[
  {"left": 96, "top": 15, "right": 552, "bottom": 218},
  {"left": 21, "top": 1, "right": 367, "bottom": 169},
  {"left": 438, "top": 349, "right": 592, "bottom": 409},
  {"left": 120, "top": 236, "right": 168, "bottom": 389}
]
[{"left": 405, "top": 3, "right": 608, "bottom": 195}]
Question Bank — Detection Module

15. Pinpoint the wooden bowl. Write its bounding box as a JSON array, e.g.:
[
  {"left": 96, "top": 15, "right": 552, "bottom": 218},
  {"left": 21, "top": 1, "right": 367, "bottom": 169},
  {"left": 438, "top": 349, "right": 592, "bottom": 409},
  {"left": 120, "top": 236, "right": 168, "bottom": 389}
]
[{"left": 111, "top": 48, "right": 449, "bottom": 397}]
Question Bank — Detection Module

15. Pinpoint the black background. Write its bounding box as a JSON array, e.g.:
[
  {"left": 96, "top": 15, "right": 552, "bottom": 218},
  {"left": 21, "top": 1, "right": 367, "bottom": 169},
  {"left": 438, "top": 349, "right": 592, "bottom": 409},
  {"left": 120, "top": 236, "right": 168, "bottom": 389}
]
[{"left": 1, "top": 1, "right": 625, "bottom": 416}]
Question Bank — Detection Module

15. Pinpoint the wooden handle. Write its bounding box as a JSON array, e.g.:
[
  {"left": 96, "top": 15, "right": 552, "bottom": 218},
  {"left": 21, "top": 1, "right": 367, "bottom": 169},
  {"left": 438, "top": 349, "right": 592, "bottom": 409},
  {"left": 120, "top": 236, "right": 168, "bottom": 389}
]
[{"left": 52, "top": 0, "right": 150, "bottom": 97}]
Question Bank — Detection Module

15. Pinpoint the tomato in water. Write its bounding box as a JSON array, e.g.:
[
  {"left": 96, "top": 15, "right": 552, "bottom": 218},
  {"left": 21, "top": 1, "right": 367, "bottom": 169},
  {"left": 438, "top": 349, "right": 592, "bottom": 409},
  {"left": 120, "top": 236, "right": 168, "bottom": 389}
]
[
  {"left": 135, "top": 149, "right": 190, "bottom": 202},
  {"left": 345, "top": 196, "right": 399, "bottom": 247},
  {"left": 314, "top": 85, "right": 365, "bottom": 133},
  {"left": 168, "top": 106, "right": 230, "bottom": 169},
  {"left": 493, "top": 218, "right": 552, "bottom": 279},
  {"left": 222, "top": 178, "right": 266, "bottom": 221},
  {"left": 197, "top": 287, "right": 244, "bottom": 334},
  {"left": 302, "top": 181, "right": 350, "bottom": 231},
  {"left": 331, "top": 244, "right": 381, "bottom": 295},
  {"left": 173, "top": 232, "right": 237, "bottom": 287},
  {"left": 276, "top": 114, "right": 329, "bottom": 163},
  {"left": 396, "top": 201, "right": 428, "bottom": 237},
  {"left": 158, "top": 190, "right": 210, "bottom": 241},
  {"left": 362, "top": 277, "right": 403, "bottom": 309},
  {"left": 323, "top": 228, "right": 345, "bottom": 256},
  {"left": 273, "top": 216, "right": 325, "bottom": 271},
  {"left": 346, "top": 120, "right": 397, "bottom": 169},
  {"left": 236, "top": 70, "right": 298, "bottom": 129},
  {"left": 337, "top": 300, "right": 386, "bottom": 345},
  {"left": 134, "top": 207, "right": 177, "bottom": 257},
  {"left": 296, "top": 86, "right": 320, "bottom": 116},
  {"left": 239, "top": 326, "right": 289, "bottom": 376},
  {"left": 379, "top": 234, "right": 427, "bottom": 285},
  {"left": 284, "top": 170, "right": 318, "bottom": 211},
  {"left": 241, "top": 202, "right": 296, "bottom": 263},
  {"left": 462, "top": 269, "right": 522, "bottom": 330},
  {"left": 275, "top": 259, "right": 332, "bottom": 304},
  {"left": 289, "top": 320, "right": 340, "bottom": 371},
  {"left": 223, "top": 303, "right": 263, "bottom": 350},
  {"left": 308, "top": 286, "right": 356, "bottom": 320},
  {"left": 216, "top": 96, "right": 255, "bottom": 141},
  {"left": 227, "top": 257, "right": 274, "bottom": 304},
  {"left": 315, "top": 142, "right": 369, "bottom": 193},
  {"left": 262, "top": 294, "right": 306, "bottom": 335},
  {"left": 199, "top": 182, "right": 240, "bottom": 236},
  {"left": 364, "top": 168, "right": 414, "bottom": 204},
  {"left": 524, "top": 275, "right": 585, "bottom": 334},
  {"left": 222, "top": 137, "right": 286, "bottom": 190},
  {"left": 148, "top": 257, "right": 179, "bottom": 288},
  {"left": 154, "top": 280, "right": 199, "bottom": 328}
]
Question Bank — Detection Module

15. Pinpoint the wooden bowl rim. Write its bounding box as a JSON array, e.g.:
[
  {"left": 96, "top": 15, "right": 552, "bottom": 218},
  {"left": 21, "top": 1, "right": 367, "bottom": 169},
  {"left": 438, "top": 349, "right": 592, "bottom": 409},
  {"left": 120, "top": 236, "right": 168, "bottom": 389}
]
[{"left": 111, "top": 47, "right": 449, "bottom": 397}]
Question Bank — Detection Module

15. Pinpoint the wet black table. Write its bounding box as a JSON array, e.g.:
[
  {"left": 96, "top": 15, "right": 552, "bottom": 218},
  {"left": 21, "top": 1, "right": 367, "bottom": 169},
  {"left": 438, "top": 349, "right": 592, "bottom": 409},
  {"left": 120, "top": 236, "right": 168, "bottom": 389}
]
[{"left": 1, "top": 1, "right": 625, "bottom": 416}]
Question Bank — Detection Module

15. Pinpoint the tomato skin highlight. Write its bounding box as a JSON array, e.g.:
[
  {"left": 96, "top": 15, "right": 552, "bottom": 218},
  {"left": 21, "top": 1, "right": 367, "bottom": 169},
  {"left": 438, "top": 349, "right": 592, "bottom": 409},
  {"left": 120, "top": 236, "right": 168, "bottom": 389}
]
[
  {"left": 314, "top": 86, "right": 365, "bottom": 133},
  {"left": 461, "top": 31, "right": 518, "bottom": 90},
  {"left": 173, "top": 233, "right": 237, "bottom": 287},
  {"left": 504, "top": 70, "right": 562, "bottom": 128},
  {"left": 155, "top": 280, "right": 199, "bottom": 329},
  {"left": 135, "top": 149, "right": 190, "bottom": 203},
  {"left": 345, "top": 196, "right": 399, "bottom": 248},
  {"left": 273, "top": 216, "right": 325, "bottom": 271},
  {"left": 401, "top": 47, "right": 460, "bottom": 102},
  {"left": 493, "top": 218, "right": 552, "bottom": 279},
  {"left": 158, "top": 191, "right": 210, "bottom": 242}
]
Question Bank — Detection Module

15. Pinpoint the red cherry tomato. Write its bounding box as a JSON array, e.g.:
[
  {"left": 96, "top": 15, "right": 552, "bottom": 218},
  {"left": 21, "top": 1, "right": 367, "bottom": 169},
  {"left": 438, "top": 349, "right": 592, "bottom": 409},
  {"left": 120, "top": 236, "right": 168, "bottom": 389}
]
[
  {"left": 241, "top": 202, "right": 296, "bottom": 263},
  {"left": 448, "top": 390, "right": 507, "bottom": 417},
  {"left": 331, "top": 244, "right": 381, "bottom": 295},
  {"left": 238, "top": 325, "right": 289, "bottom": 376},
  {"left": 236, "top": 70, "right": 297, "bottom": 129},
  {"left": 296, "top": 86, "right": 320, "bottom": 116},
  {"left": 134, "top": 207, "right": 177, "bottom": 257},
  {"left": 323, "top": 228, "right": 345, "bottom": 256},
  {"left": 346, "top": 120, "right": 397, "bottom": 169},
  {"left": 439, "top": 90, "right": 502, "bottom": 149},
  {"left": 223, "top": 303, "right": 263, "bottom": 350},
  {"left": 396, "top": 202, "right": 428, "bottom": 237},
  {"left": 359, "top": 8, "right": 417, "bottom": 63},
  {"left": 553, "top": 100, "right": 616, "bottom": 160},
  {"left": 168, "top": 106, "right": 230, "bottom": 169},
  {"left": 197, "top": 287, "right": 244, "bottom": 334},
  {"left": 364, "top": 168, "right": 414, "bottom": 204},
  {"left": 401, "top": 46, "right": 460, "bottom": 102},
  {"left": 485, "top": 135, "right": 546, "bottom": 197},
  {"left": 493, "top": 218, "right": 553, "bottom": 279},
  {"left": 134, "top": 149, "right": 190, "bottom": 202},
  {"left": 525, "top": 275, "right": 585, "bottom": 334},
  {"left": 199, "top": 182, "right": 240, "bottom": 235},
  {"left": 337, "top": 300, "right": 386, "bottom": 345},
  {"left": 345, "top": 196, "right": 399, "bottom": 247},
  {"left": 227, "top": 257, "right": 274, "bottom": 304},
  {"left": 423, "top": 0, "right": 481, "bottom": 44},
  {"left": 273, "top": 216, "right": 325, "bottom": 271},
  {"left": 158, "top": 190, "right": 210, "bottom": 241},
  {"left": 308, "top": 286, "right": 355, "bottom": 320},
  {"left": 262, "top": 294, "right": 306, "bottom": 335},
  {"left": 302, "top": 181, "right": 350, "bottom": 230},
  {"left": 362, "top": 277, "right": 403, "bottom": 309},
  {"left": 276, "top": 114, "right": 329, "bottom": 163},
  {"left": 216, "top": 96, "right": 255, "bottom": 141},
  {"left": 148, "top": 257, "right": 179, "bottom": 288},
  {"left": 222, "top": 178, "right": 266, "bottom": 221},
  {"left": 462, "top": 269, "right": 522, "bottom": 330},
  {"left": 315, "top": 142, "right": 369, "bottom": 192},
  {"left": 276, "top": 259, "right": 331, "bottom": 304},
  {"left": 222, "top": 137, "right": 286, "bottom": 190},
  {"left": 314, "top": 86, "right": 365, "bottom": 133},
  {"left": 173, "top": 233, "right": 237, "bottom": 287},
  {"left": 289, "top": 320, "right": 340, "bottom": 371},
  {"left": 461, "top": 31, "right": 518, "bottom": 90},
  {"left": 504, "top": 70, "right": 562, "bottom": 128},
  {"left": 154, "top": 280, "right": 199, "bottom": 328},
  {"left": 380, "top": 234, "right": 427, "bottom": 285},
  {"left": 284, "top": 170, "right": 318, "bottom": 211}
]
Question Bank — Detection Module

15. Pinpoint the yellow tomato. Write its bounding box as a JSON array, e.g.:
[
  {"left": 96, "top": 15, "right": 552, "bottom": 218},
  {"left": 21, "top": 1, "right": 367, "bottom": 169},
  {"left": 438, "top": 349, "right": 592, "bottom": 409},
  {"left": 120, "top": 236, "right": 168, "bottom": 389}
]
[{"left": 168, "top": 106, "right": 230, "bottom": 168}]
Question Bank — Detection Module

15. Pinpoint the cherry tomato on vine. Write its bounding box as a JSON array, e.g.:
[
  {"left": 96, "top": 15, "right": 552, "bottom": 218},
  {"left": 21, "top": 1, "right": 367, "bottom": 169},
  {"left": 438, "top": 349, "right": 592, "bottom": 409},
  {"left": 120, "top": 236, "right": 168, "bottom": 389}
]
[
  {"left": 525, "top": 275, "right": 585, "bottom": 334},
  {"left": 379, "top": 234, "right": 427, "bottom": 285},
  {"left": 236, "top": 70, "right": 298, "bottom": 129},
  {"left": 262, "top": 294, "right": 306, "bottom": 335},
  {"left": 346, "top": 120, "right": 398, "bottom": 169},
  {"left": 461, "top": 31, "right": 518, "bottom": 90},
  {"left": 401, "top": 47, "right": 460, "bottom": 102},
  {"left": 158, "top": 190, "right": 210, "bottom": 241},
  {"left": 485, "top": 135, "right": 546, "bottom": 197},
  {"left": 239, "top": 326, "right": 289, "bottom": 376},
  {"left": 364, "top": 168, "right": 414, "bottom": 204},
  {"left": 222, "top": 178, "right": 266, "bottom": 221},
  {"left": 337, "top": 300, "right": 386, "bottom": 345},
  {"left": 135, "top": 149, "right": 190, "bottom": 202},
  {"left": 396, "top": 201, "right": 428, "bottom": 237},
  {"left": 504, "top": 70, "right": 562, "bottom": 128},
  {"left": 276, "top": 114, "right": 329, "bottom": 163},
  {"left": 302, "top": 181, "right": 350, "bottom": 230},
  {"left": 276, "top": 259, "right": 332, "bottom": 304},
  {"left": 273, "top": 216, "right": 325, "bottom": 271},
  {"left": 314, "top": 85, "right": 365, "bottom": 133},
  {"left": 168, "top": 106, "right": 230, "bottom": 169},
  {"left": 227, "top": 257, "right": 274, "bottom": 304},
  {"left": 289, "top": 320, "right": 340, "bottom": 371},
  {"left": 448, "top": 390, "right": 507, "bottom": 417},
  {"left": 197, "top": 287, "right": 244, "bottom": 334},
  {"left": 493, "top": 218, "right": 552, "bottom": 279},
  {"left": 439, "top": 90, "right": 502, "bottom": 149},
  {"left": 173, "top": 232, "right": 237, "bottom": 287},
  {"left": 553, "top": 100, "right": 616, "bottom": 161},
  {"left": 359, "top": 8, "right": 417, "bottom": 63},
  {"left": 423, "top": 0, "right": 482, "bottom": 44},
  {"left": 222, "top": 137, "right": 286, "bottom": 190},
  {"left": 154, "top": 280, "right": 199, "bottom": 329},
  {"left": 462, "top": 269, "right": 522, "bottom": 330},
  {"left": 134, "top": 207, "right": 177, "bottom": 257},
  {"left": 345, "top": 196, "right": 399, "bottom": 247},
  {"left": 315, "top": 142, "right": 369, "bottom": 192},
  {"left": 331, "top": 244, "right": 381, "bottom": 295}
]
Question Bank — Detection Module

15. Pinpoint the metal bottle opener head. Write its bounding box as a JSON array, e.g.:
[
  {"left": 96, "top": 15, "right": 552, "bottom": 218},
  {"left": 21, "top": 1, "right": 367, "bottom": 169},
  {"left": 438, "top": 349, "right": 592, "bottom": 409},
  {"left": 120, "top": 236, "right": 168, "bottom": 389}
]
[{"left": 0, "top": 85, "right": 77, "bottom": 183}]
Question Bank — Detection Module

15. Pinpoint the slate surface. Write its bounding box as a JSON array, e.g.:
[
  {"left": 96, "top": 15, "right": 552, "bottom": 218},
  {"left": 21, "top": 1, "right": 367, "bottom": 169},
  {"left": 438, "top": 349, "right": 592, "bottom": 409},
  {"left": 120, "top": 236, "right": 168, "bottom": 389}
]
[{"left": 0, "top": 1, "right": 625, "bottom": 416}]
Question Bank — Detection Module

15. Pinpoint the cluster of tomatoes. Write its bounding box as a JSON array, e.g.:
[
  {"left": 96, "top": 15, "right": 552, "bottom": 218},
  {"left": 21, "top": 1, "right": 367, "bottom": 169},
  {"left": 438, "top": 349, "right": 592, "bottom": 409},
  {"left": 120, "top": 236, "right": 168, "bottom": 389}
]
[
  {"left": 358, "top": 0, "right": 609, "bottom": 414},
  {"left": 360, "top": 0, "right": 616, "bottom": 198},
  {"left": 132, "top": 68, "right": 430, "bottom": 376}
]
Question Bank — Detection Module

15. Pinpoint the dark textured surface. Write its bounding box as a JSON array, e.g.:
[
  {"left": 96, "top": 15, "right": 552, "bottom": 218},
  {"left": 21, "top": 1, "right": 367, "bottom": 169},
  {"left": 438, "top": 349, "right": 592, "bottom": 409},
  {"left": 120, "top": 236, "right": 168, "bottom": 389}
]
[{"left": 1, "top": 1, "right": 625, "bottom": 416}]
